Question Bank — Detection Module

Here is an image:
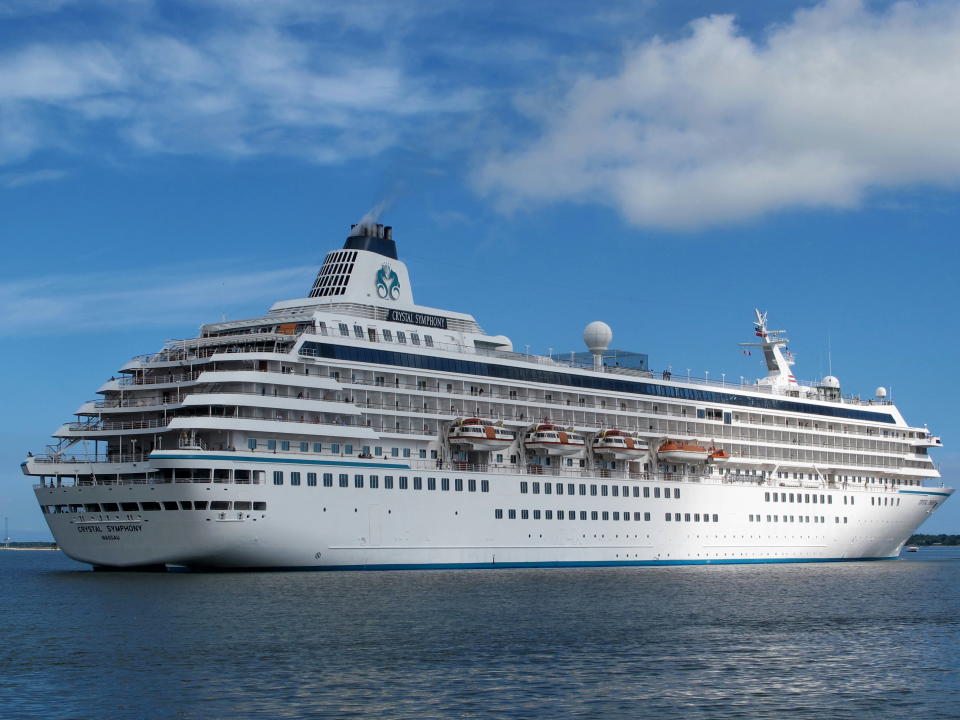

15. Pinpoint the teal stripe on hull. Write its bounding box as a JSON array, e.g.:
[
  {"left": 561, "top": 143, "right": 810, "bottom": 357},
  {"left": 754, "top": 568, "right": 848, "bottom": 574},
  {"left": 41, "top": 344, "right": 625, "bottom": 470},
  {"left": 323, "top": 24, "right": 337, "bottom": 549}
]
[
  {"left": 177, "top": 556, "right": 897, "bottom": 572},
  {"left": 898, "top": 489, "right": 952, "bottom": 497},
  {"left": 149, "top": 454, "right": 410, "bottom": 469}
]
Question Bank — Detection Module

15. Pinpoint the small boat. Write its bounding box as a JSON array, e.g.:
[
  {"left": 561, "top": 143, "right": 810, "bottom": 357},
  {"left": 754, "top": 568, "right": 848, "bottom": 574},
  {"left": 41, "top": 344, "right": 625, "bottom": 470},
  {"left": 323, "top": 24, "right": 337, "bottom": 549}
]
[
  {"left": 448, "top": 418, "right": 515, "bottom": 450},
  {"left": 707, "top": 447, "right": 730, "bottom": 462},
  {"left": 593, "top": 430, "right": 648, "bottom": 459},
  {"left": 524, "top": 424, "right": 586, "bottom": 456},
  {"left": 906, "top": 545, "right": 919, "bottom": 552},
  {"left": 658, "top": 441, "right": 709, "bottom": 463}
]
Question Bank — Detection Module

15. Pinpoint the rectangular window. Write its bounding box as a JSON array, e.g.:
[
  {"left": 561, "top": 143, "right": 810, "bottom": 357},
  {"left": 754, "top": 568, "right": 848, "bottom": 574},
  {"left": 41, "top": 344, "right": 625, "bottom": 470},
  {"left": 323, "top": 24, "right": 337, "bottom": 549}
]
[
  {"left": 323, "top": 473, "right": 333, "bottom": 487},
  {"left": 508, "top": 509, "right": 516, "bottom": 519},
  {"left": 602, "top": 511, "right": 609, "bottom": 520},
  {"left": 495, "top": 509, "right": 503, "bottom": 519},
  {"left": 654, "top": 487, "right": 661, "bottom": 498},
  {"left": 579, "top": 511, "right": 587, "bottom": 520},
  {"left": 712, "top": 514, "right": 719, "bottom": 522},
  {"left": 413, "top": 477, "right": 422, "bottom": 490},
  {"left": 643, "top": 487, "right": 650, "bottom": 498},
  {"left": 665, "top": 513, "right": 672, "bottom": 521},
  {"left": 267, "top": 440, "right": 277, "bottom": 451},
  {"left": 590, "top": 484, "right": 598, "bottom": 496},
  {"left": 684, "top": 513, "right": 691, "bottom": 522},
  {"left": 307, "top": 473, "right": 317, "bottom": 487},
  {"left": 455, "top": 478, "right": 464, "bottom": 491},
  {"left": 468, "top": 479, "right": 477, "bottom": 492},
  {"left": 385, "top": 476, "right": 394, "bottom": 489},
  {"left": 399, "top": 476, "right": 409, "bottom": 489},
  {"left": 397, "top": 331, "right": 407, "bottom": 344},
  {"left": 424, "top": 335, "right": 434, "bottom": 347},
  {"left": 675, "top": 488, "right": 680, "bottom": 499},
  {"left": 273, "top": 471, "right": 283, "bottom": 486},
  {"left": 544, "top": 482, "right": 552, "bottom": 495},
  {"left": 533, "top": 510, "right": 541, "bottom": 519},
  {"left": 521, "top": 481, "right": 528, "bottom": 494},
  {"left": 601, "top": 485, "right": 608, "bottom": 496},
  {"left": 313, "top": 442, "right": 322, "bottom": 453},
  {"left": 369, "top": 475, "right": 379, "bottom": 488},
  {"left": 281, "top": 441, "right": 290, "bottom": 451},
  {"left": 331, "top": 443, "right": 340, "bottom": 454},
  {"left": 427, "top": 477, "right": 436, "bottom": 490},
  {"left": 290, "top": 472, "right": 301, "bottom": 486},
  {"left": 391, "top": 447, "right": 399, "bottom": 457},
  {"left": 355, "top": 474, "right": 364, "bottom": 488},
  {"left": 339, "top": 474, "right": 349, "bottom": 487},
  {"left": 568, "top": 483, "right": 576, "bottom": 495},
  {"left": 383, "top": 329, "right": 393, "bottom": 342},
  {"left": 578, "top": 484, "right": 586, "bottom": 495},
  {"left": 521, "top": 509, "right": 529, "bottom": 519},
  {"left": 481, "top": 480, "right": 489, "bottom": 493},
  {"left": 403, "top": 448, "right": 411, "bottom": 458},
  {"left": 247, "top": 439, "right": 257, "bottom": 450},
  {"left": 442, "top": 477, "right": 450, "bottom": 491},
  {"left": 545, "top": 510, "right": 553, "bottom": 520},
  {"left": 300, "top": 442, "right": 309, "bottom": 453},
  {"left": 611, "top": 486, "right": 619, "bottom": 497},
  {"left": 532, "top": 482, "right": 540, "bottom": 494},
  {"left": 344, "top": 444, "right": 353, "bottom": 455},
  {"left": 591, "top": 511, "right": 599, "bottom": 520}
]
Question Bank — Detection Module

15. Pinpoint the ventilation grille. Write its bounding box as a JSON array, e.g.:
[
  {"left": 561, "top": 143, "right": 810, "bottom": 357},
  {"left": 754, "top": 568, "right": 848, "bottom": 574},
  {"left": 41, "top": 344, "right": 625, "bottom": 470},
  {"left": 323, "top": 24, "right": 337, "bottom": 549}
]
[{"left": 309, "top": 250, "right": 358, "bottom": 298}]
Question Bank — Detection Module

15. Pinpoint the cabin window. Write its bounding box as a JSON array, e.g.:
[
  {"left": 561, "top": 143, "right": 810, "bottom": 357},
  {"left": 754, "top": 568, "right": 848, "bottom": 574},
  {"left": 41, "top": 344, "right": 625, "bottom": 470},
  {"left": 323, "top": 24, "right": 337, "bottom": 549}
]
[
  {"left": 353, "top": 325, "right": 364, "bottom": 338},
  {"left": 281, "top": 441, "right": 290, "bottom": 451},
  {"left": 313, "top": 442, "right": 322, "bottom": 453},
  {"left": 273, "top": 472, "right": 283, "bottom": 486},
  {"left": 307, "top": 473, "right": 317, "bottom": 487},
  {"left": 413, "top": 477, "right": 422, "bottom": 490},
  {"left": 291, "top": 472, "right": 301, "bottom": 486},
  {"left": 339, "top": 474, "right": 349, "bottom": 487},
  {"left": 427, "top": 477, "right": 436, "bottom": 490},
  {"left": 481, "top": 480, "right": 489, "bottom": 492},
  {"left": 397, "top": 331, "right": 407, "bottom": 344},
  {"left": 162, "top": 502, "right": 177, "bottom": 511},
  {"left": 455, "top": 478, "right": 464, "bottom": 492},
  {"left": 267, "top": 440, "right": 277, "bottom": 451},
  {"left": 411, "top": 333, "right": 421, "bottom": 346},
  {"left": 521, "top": 510, "right": 529, "bottom": 519},
  {"left": 384, "top": 476, "right": 394, "bottom": 489},
  {"left": 442, "top": 478, "right": 450, "bottom": 491},
  {"left": 382, "top": 330, "right": 393, "bottom": 342},
  {"left": 339, "top": 323, "right": 349, "bottom": 336},
  {"left": 424, "top": 335, "right": 434, "bottom": 347},
  {"left": 508, "top": 510, "right": 517, "bottom": 519},
  {"left": 399, "top": 476, "right": 408, "bottom": 489},
  {"left": 247, "top": 439, "right": 257, "bottom": 450},
  {"left": 495, "top": 509, "right": 503, "bottom": 519}
]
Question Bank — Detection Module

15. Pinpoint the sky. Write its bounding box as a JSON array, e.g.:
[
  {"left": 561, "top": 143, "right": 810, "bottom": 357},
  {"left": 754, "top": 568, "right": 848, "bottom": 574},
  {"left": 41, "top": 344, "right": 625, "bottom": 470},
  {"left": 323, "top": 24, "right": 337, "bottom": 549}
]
[{"left": 1, "top": 0, "right": 958, "bottom": 540}]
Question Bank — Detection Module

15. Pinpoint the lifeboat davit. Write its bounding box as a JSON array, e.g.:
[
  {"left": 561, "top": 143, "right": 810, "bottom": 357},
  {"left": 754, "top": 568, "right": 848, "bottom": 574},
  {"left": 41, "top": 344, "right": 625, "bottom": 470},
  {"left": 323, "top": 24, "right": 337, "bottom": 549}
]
[
  {"left": 448, "top": 418, "right": 515, "bottom": 450},
  {"left": 708, "top": 447, "right": 730, "bottom": 462},
  {"left": 592, "top": 430, "right": 648, "bottom": 459},
  {"left": 524, "top": 424, "right": 586, "bottom": 456},
  {"left": 658, "top": 441, "right": 709, "bottom": 463}
]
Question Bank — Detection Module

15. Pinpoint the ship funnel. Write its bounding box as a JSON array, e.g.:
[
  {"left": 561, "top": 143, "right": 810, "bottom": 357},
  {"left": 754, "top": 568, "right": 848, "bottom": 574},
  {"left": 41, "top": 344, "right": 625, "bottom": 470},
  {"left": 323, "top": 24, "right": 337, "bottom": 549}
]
[{"left": 343, "top": 223, "right": 397, "bottom": 260}]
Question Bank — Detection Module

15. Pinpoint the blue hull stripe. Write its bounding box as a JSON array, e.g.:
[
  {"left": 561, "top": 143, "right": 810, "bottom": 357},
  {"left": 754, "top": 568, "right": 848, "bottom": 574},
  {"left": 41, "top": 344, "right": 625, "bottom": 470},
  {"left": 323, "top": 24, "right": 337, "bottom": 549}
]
[
  {"left": 898, "top": 489, "right": 952, "bottom": 497},
  {"left": 178, "top": 557, "right": 896, "bottom": 572},
  {"left": 149, "top": 454, "right": 410, "bottom": 469}
]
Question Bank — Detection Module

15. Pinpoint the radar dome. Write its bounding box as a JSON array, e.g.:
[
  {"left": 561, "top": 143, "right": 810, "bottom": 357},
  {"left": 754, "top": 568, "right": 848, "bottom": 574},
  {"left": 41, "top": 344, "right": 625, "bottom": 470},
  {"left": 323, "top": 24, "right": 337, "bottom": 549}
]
[
  {"left": 583, "top": 321, "right": 613, "bottom": 354},
  {"left": 820, "top": 375, "right": 840, "bottom": 389},
  {"left": 875, "top": 386, "right": 887, "bottom": 399}
]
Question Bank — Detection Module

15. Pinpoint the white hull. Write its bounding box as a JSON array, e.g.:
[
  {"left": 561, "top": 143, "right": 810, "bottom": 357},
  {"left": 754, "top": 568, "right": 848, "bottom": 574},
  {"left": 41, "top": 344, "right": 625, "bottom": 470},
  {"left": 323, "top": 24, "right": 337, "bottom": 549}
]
[{"left": 36, "top": 458, "right": 951, "bottom": 570}]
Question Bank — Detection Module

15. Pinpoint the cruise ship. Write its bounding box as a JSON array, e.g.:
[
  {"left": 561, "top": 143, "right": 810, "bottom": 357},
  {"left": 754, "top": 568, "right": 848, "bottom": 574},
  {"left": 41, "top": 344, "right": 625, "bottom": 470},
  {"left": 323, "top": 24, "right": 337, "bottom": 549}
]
[{"left": 22, "top": 223, "right": 952, "bottom": 570}]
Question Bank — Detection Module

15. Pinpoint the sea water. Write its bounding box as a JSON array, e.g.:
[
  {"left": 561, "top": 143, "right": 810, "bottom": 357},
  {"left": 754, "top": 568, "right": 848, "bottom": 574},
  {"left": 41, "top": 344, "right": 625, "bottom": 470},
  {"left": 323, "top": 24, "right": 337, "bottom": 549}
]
[{"left": 1, "top": 549, "right": 958, "bottom": 719}]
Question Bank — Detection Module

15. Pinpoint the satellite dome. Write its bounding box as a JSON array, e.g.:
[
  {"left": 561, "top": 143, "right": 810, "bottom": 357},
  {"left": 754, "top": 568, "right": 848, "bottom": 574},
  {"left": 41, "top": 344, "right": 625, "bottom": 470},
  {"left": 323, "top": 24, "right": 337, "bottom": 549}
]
[
  {"left": 875, "top": 386, "right": 887, "bottom": 399},
  {"left": 820, "top": 375, "right": 840, "bottom": 389},
  {"left": 583, "top": 321, "right": 613, "bottom": 354}
]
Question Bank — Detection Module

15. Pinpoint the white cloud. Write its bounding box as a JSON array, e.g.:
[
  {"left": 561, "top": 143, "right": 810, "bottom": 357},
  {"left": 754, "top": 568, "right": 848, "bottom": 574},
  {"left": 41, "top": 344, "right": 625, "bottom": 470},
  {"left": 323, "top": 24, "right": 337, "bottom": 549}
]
[
  {"left": 0, "top": 264, "right": 316, "bottom": 336},
  {"left": 474, "top": 0, "right": 960, "bottom": 229},
  {"left": 1, "top": 168, "right": 67, "bottom": 187},
  {"left": 0, "top": 5, "right": 481, "bottom": 166}
]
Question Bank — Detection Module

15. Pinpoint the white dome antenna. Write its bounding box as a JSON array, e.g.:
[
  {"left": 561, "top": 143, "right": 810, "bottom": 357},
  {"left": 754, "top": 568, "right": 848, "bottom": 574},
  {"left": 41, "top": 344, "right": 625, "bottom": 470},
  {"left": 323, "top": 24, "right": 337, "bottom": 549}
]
[
  {"left": 584, "top": 321, "right": 612, "bottom": 372},
  {"left": 875, "top": 386, "right": 887, "bottom": 400}
]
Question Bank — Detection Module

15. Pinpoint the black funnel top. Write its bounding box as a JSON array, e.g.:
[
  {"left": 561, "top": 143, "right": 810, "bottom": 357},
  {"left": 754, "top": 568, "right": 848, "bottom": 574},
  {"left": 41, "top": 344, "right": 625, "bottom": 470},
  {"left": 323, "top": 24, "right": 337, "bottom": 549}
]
[{"left": 343, "top": 223, "right": 397, "bottom": 260}]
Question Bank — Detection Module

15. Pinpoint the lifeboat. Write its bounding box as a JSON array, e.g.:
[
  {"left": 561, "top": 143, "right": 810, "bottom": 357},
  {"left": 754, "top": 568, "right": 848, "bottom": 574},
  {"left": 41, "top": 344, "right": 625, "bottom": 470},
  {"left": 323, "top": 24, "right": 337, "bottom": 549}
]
[
  {"left": 658, "top": 441, "right": 709, "bottom": 463},
  {"left": 592, "top": 430, "right": 648, "bottom": 459},
  {"left": 707, "top": 447, "right": 730, "bottom": 462},
  {"left": 448, "top": 418, "right": 515, "bottom": 450},
  {"left": 524, "top": 424, "right": 586, "bottom": 456}
]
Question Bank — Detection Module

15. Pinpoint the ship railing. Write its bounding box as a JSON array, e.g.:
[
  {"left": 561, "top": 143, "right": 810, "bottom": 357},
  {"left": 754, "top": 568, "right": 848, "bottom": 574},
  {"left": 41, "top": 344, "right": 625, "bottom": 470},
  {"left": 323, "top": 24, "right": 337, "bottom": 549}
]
[
  {"left": 30, "top": 453, "right": 150, "bottom": 464},
  {"left": 118, "top": 371, "right": 202, "bottom": 386}
]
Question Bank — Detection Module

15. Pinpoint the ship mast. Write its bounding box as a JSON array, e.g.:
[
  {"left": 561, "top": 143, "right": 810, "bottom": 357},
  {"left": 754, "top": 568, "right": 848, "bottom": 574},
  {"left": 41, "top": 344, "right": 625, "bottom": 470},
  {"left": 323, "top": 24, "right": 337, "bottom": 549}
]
[{"left": 739, "top": 309, "right": 796, "bottom": 391}]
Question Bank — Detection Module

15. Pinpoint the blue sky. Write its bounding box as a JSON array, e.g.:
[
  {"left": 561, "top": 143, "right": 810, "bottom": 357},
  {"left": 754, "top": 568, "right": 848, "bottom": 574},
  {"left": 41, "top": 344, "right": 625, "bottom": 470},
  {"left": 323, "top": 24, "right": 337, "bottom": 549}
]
[{"left": 1, "top": 0, "right": 958, "bottom": 539}]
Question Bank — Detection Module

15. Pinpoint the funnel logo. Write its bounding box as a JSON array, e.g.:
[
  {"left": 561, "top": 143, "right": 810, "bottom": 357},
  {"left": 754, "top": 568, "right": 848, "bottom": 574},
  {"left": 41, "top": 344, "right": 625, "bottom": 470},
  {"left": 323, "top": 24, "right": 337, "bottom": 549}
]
[{"left": 375, "top": 263, "right": 400, "bottom": 300}]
